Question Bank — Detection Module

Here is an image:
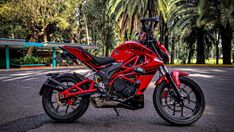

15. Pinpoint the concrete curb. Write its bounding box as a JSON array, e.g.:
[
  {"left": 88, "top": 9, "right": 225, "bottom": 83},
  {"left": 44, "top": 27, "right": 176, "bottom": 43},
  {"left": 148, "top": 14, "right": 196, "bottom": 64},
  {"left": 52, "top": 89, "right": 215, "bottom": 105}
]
[
  {"left": 167, "top": 64, "right": 234, "bottom": 67},
  {"left": 1, "top": 64, "right": 234, "bottom": 72},
  {"left": 0, "top": 65, "right": 87, "bottom": 72}
]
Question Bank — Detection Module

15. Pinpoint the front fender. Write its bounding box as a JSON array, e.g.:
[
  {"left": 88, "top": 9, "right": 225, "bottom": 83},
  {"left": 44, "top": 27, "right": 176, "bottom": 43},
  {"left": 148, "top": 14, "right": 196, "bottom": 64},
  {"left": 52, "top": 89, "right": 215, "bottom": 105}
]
[{"left": 155, "top": 70, "right": 188, "bottom": 88}]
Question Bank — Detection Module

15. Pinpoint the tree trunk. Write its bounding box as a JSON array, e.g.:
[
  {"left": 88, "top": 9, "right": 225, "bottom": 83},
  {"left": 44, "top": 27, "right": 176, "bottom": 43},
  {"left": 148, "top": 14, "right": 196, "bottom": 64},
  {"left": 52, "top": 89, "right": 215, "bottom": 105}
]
[
  {"left": 11, "top": 24, "right": 15, "bottom": 39},
  {"left": 170, "top": 37, "right": 175, "bottom": 64},
  {"left": 233, "top": 53, "right": 234, "bottom": 63},
  {"left": 159, "top": 13, "right": 164, "bottom": 43},
  {"left": 188, "top": 42, "right": 194, "bottom": 64},
  {"left": 164, "top": 25, "right": 169, "bottom": 50},
  {"left": 105, "top": 35, "right": 109, "bottom": 57},
  {"left": 43, "top": 33, "right": 48, "bottom": 42},
  {"left": 84, "top": 14, "right": 90, "bottom": 44},
  {"left": 26, "top": 47, "right": 34, "bottom": 56},
  {"left": 188, "top": 48, "right": 194, "bottom": 64},
  {"left": 26, "top": 32, "right": 37, "bottom": 56},
  {"left": 124, "top": 30, "right": 128, "bottom": 41},
  {"left": 77, "top": 30, "right": 81, "bottom": 44},
  {"left": 105, "top": 45, "right": 109, "bottom": 57},
  {"left": 221, "top": 22, "right": 232, "bottom": 64},
  {"left": 102, "top": 46, "right": 105, "bottom": 56},
  {"left": 104, "top": 30, "right": 109, "bottom": 57},
  {"left": 129, "top": 16, "right": 135, "bottom": 40},
  {"left": 69, "top": 30, "right": 75, "bottom": 43},
  {"left": 196, "top": 27, "right": 205, "bottom": 64},
  {"left": 91, "top": 29, "right": 94, "bottom": 44},
  {"left": 216, "top": 31, "right": 220, "bottom": 64},
  {"left": 94, "top": 31, "right": 97, "bottom": 45},
  {"left": 44, "top": 24, "right": 55, "bottom": 42}
]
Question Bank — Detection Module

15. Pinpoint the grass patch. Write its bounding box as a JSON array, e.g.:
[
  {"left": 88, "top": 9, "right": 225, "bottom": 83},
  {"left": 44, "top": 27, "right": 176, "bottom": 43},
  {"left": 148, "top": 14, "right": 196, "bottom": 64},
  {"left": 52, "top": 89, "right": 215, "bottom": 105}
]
[{"left": 173, "top": 59, "right": 225, "bottom": 64}]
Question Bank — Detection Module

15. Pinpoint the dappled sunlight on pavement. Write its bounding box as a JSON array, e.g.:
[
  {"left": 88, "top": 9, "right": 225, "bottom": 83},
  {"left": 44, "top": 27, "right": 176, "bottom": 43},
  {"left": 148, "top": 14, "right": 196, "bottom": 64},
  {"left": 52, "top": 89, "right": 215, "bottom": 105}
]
[
  {"left": 189, "top": 74, "right": 214, "bottom": 78},
  {"left": 170, "top": 67, "right": 234, "bottom": 80},
  {"left": 1, "top": 70, "right": 69, "bottom": 82},
  {"left": 0, "top": 68, "right": 89, "bottom": 82},
  {"left": 174, "top": 68, "right": 210, "bottom": 74}
]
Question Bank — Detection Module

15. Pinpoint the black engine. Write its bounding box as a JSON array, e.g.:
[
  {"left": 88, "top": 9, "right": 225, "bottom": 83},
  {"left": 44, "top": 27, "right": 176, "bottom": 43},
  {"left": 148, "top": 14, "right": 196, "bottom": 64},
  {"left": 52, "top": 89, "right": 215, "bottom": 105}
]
[{"left": 112, "top": 78, "right": 137, "bottom": 97}]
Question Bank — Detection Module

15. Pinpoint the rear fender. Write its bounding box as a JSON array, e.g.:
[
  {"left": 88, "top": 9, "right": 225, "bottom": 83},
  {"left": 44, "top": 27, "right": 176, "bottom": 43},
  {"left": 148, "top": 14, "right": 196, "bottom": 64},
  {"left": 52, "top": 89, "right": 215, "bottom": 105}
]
[
  {"left": 155, "top": 70, "right": 189, "bottom": 88},
  {"left": 39, "top": 72, "right": 86, "bottom": 95}
]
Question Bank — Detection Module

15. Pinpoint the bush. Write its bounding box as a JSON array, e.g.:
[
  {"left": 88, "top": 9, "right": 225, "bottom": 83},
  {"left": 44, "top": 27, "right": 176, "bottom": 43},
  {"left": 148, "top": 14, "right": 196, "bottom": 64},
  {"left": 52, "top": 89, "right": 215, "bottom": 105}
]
[
  {"left": 43, "top": 57, "right": 52, "bottom": 65},
  {"left": 12, "top": 56, "right": 44, "bottom": 64}
]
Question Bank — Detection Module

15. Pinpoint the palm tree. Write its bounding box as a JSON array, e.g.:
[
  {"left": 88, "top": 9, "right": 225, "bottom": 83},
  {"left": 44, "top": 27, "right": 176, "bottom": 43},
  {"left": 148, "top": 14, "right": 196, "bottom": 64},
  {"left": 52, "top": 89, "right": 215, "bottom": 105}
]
[
  {"left": 219, "top": 0, "right": 234, "bottom": 64},
  {"left": 156, "top": 0, "right": 189, "bottom": 63},
  {"left": 108, "top": 0, "right": 232, "bottom": 65},
  {"left": 108, "top": 0, "right": 157, "bottom": 40},
  {"left": 156, "top": 0, "right": 185, "bottom": 49},
  {"left": 197, "top": 0, "right": 234, "bottom": 64},
  {"left": 169, "top": 0, "right": 220, "bottom": 64}
]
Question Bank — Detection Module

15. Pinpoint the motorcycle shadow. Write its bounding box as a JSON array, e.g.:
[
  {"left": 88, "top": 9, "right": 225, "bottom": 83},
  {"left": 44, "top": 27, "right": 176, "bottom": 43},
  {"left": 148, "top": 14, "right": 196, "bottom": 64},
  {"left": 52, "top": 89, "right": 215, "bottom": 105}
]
[{"left": 50, "top": 113, "right": 172, "bottom": 127}]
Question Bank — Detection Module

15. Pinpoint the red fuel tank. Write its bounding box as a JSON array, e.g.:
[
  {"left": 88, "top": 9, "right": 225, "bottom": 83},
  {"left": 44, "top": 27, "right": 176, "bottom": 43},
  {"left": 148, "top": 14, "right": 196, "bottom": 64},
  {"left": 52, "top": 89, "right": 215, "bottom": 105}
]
[{"left": 111, "top": 41, "right": 163, "bottom": 72}]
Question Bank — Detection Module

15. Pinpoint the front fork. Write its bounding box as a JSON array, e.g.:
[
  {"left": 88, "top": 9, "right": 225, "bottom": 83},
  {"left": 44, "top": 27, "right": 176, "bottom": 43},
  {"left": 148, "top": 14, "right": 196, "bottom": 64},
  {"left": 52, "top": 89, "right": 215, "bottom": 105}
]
[
  {"left": 158, "top": 65, "right": 188, "bottom": 99},
  {"left": 150, "top": 41, "right": 186, "bottom": 99}
]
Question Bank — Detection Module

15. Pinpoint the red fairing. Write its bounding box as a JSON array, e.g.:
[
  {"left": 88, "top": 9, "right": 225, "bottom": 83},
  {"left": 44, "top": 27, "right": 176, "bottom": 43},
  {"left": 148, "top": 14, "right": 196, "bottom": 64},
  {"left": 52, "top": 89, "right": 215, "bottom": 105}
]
[
  {"left": 111, "top": 41, "right": 164, "bottom": 71},
  {"left": 110, "top": 41, "right": 164, "bottom": 95},
  {"left": 156, "top": 41, "right": 169, "bottom": 62},
  {"left": 156, "top": 41, "right": 168, "bottom": 56},
  {"left": 111, "top": 41, "right": 150, "bottom": 62},
  {"left": 136, "top": 75, "right": 154, "bottom": 94}
]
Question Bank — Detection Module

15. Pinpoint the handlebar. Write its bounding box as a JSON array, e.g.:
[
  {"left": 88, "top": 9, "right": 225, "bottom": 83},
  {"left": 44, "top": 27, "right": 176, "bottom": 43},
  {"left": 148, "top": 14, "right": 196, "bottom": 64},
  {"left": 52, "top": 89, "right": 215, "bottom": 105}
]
[
  {"left": 140, "top": 17, "right": 160, "bottom": 22},
  {"left": 140, "top": 16, "right": 159, "bottom": 32}
]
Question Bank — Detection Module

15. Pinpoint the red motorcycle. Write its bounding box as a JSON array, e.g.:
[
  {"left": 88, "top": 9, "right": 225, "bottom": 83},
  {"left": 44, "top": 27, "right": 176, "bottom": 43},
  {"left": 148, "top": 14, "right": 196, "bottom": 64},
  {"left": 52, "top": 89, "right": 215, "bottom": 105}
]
[{"left": 40, "top": 16, "right": 205, "bottom": 125}]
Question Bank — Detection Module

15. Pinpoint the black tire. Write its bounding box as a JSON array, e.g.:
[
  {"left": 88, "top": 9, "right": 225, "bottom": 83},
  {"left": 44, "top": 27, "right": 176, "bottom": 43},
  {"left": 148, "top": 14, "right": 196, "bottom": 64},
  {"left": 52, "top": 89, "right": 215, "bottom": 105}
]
[
  {"left": 153, "top": 76, "right": 205, "bottom": 125},
  {"left": 42, "top": 74, "right": 90, "bottom": 122}
]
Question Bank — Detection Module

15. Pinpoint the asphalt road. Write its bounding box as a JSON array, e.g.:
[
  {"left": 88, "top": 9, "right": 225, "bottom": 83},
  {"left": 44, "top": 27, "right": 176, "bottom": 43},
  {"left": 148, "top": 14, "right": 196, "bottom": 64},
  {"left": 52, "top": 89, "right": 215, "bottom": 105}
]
[{"left": 0, "top": 66, "right": 234, "bottom": 132}]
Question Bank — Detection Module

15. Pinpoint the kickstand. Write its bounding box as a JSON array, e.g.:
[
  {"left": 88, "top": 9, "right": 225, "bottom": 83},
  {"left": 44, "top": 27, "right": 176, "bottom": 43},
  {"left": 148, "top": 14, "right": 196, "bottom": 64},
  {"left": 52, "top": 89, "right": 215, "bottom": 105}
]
[{"left": 113, "top": 108, "right": 119, "bottom": 116}]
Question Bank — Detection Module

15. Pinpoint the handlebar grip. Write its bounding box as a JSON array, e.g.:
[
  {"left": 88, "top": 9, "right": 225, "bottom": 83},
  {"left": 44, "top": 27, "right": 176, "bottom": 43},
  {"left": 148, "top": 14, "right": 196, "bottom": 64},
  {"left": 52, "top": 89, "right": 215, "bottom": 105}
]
[{"left": 140, "top": 16, "right": 160, "bottom": 23}]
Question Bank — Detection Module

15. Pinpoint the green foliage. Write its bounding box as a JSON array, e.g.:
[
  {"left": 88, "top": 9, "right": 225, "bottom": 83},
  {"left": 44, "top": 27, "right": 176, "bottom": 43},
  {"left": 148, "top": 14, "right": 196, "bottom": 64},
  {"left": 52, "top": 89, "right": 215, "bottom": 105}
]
[
  {"left": 0, "top": 0, "right": 82, "bottom": 41},
  {"left": 84, "top": 0, "right": 117, "bottom": 56},
  {"left": 108, "top": 0, "right": 158, "bottom": 39},
  {"left": 12, "top": 56, "right": 46, "bottom": 64},
  {"left": 13, "top": 56, "right": 52, "bottom": 65},
  {"left": 1, "top": 0, "right": 233, "bottom": 64}
]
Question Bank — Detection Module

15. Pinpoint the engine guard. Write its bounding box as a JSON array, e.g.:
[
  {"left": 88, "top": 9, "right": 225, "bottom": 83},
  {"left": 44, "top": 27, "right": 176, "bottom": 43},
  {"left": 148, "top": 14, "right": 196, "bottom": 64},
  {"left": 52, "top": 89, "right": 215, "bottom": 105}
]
[{"left": 155, "top": 70, "right": 188, "bottom": 88}]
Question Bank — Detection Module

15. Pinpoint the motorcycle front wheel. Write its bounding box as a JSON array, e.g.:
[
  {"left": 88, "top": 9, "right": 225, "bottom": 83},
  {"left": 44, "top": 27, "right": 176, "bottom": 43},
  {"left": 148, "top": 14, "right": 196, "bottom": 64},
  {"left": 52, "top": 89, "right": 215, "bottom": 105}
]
[
  {"left": 42, "top": 74, "right": 90, "bottom": 122},
  {"left": 153, "top": 76, "right": 205, "bottom": 125}
]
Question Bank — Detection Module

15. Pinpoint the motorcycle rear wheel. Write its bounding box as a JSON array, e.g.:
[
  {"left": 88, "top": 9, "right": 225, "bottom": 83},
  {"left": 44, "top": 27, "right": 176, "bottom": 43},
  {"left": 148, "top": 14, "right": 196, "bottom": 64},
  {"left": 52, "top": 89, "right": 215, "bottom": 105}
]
[
  {"left": 42, "top": 74, "right": 90, "bottom": 122},
  {"left": 153, "top": 76, "right": 205, "bottom": 125}
]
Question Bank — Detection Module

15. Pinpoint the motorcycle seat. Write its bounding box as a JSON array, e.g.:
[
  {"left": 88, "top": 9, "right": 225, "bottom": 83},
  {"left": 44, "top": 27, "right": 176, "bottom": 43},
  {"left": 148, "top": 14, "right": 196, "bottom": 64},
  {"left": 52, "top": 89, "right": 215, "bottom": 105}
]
[
  {"left": 72, "top": 46, "right": 115, "bottom": 65},
  {"left": 91, "top": 55, "right": 115, "bottom": 65}
]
